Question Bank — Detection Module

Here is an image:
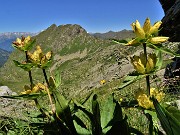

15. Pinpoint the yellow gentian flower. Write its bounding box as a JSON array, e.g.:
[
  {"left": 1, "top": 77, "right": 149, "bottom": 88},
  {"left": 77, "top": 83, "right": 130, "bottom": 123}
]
[
  {"left": 126, "top": 18, "right": 169, "bottom": 46},
  {"left": 130, "top": 53, "right": 157, "bottom": 74},
  {"left": 131, "top": 20, "right": 145, "bottom": 39},
  {"left": 100, "top": 80, "right": 106, "bottom": 85},
  {"left": 21, "top": 83, "right": 48, "bottom": 94},
  {"left": 12, "top": 36, "right": 33, "bottom": 51},
  {"left": 135, "top": 88, "right": 165, "bottom": 109},
  {"left": 28, "top": 45, "right": 53, "bottom": 68}
]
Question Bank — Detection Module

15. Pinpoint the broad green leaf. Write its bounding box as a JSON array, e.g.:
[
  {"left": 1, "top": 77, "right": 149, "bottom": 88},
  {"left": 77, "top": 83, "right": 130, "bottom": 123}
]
[
  {"left": 73, "top": 115, "right": 91, "bottom": 135},
  {"left": 166, "top": 105, "right": 180, "bottom": 122},
  {"left": 106, "top": 116, "right": 130, "bottom": 135},
  {"left": 101, "top": 94, "right": 116, "bottom": 129},
  {"left": 152, "top": 97, "right": 180, "bottom": 135},
  {"left": 55, "top": 70, "right": 61, "bottom": 88},
  {"left": 92, "top": 94, "right": 102, "bottom": 134},
  {"left": 155, "top": 50, "right": 163, "bottom": 71},
  {"left": 53, "top": 91, "right": 77, "bottom": 134},
  {"left": 13, "top": 60, "right": 34, "bottom": 71},
  {"left": 105, "top": 98, "right": 130, "bottom": 135}
]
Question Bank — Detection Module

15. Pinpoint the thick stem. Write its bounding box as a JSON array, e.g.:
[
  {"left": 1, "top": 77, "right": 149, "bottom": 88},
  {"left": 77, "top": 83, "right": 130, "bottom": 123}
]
[
  {"left": 143, "top": 43, "right": 151, "bottom": 96},
  {"left": 25, "top": 51, "right": 33, "bottom": 89},
  {"left": 43, "top": 69, "right": 50, "bottom": 87}
]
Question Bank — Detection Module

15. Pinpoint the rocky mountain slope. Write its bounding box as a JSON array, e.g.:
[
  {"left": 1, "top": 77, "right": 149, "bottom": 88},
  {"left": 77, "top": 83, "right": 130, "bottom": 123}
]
[
  {"left": 0, "top": 24, "right": 136, "bottom": 98},
  {"left": 0, "top": 48, "right": 10, "bottom": 67}
]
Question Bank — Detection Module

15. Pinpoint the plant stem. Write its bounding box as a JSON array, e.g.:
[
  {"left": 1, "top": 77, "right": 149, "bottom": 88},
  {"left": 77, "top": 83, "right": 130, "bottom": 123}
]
[
  {"left": 143, "top": 43, "right": 150, "bottom": 96},
  {"left": 43, "top": 69, "right": 50, "bottom": 87},
  {"left": 25, "top": 51, "right": 33, "bottom": 89},
  {"left": 42, "top": 69, "right": 55, "bottom": 113}
]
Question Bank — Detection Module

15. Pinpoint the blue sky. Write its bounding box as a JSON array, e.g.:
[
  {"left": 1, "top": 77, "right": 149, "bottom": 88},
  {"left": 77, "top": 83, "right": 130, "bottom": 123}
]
[{"left": 0, "top": 0, "right": 164, "bottom": 33}]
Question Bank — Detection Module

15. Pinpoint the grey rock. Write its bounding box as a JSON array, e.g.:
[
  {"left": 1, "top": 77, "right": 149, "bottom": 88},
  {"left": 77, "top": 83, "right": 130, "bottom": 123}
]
[
  {"left": 0, "top": 86, "right": 17, "bottom": 96},
  {"left": 159, "top": 0, "right": 180, "bottom": 41}
]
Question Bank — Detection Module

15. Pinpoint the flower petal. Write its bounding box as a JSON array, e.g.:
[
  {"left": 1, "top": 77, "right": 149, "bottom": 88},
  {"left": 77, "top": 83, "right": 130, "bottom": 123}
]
[
  {"left": 148, "top": 37, "right": 169, "bottom": 44},
  {"left": 143, "top": 18, "right": 151, "bottom": 34}
]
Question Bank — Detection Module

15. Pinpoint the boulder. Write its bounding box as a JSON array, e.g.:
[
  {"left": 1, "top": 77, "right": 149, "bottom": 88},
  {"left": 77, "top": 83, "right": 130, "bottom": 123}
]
[
  {"left": 159, "top": 0, "right": 180, "bottom": 41},
  {"left": 0, "top": 86, "right": 17, "bottom": 96}
]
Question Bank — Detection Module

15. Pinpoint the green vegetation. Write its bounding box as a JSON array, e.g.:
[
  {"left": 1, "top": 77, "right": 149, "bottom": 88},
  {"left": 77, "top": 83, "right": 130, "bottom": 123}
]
[{"left": 0, "top": 19, "right": 180, "bottom": 135}]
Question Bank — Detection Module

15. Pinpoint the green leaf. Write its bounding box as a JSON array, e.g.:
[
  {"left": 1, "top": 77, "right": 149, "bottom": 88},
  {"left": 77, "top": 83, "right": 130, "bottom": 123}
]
[
  {"left": 155, "top": 50, "right": 163, "bottom": 71},
  {"left": 49, "top": 71, "right": 61, "bottom": 89},
  {"left": 0, "top": 93, "right": 46, "bottom": 100},
  {"left": 73, "top": 115, "right": 91, "bottom": 135},
  {"left": 55, "top": 70, "right": 61, "bottom": 88},
  {"left": 106, "top": 97, "right": 130, "bottom": 135},
  {"left": 106, "top": 116, "right": 130, "bottom": 135},
  {"left": 13, "top": 60, "right": 34, "bottom": 71},
  {"left": 92, "top": 94, "right": 102, "bottom": 135},
  {"left": 118, "top": 74, "right": 145, "bottom": 90},
  {"left": 152, "top": 97, "right": 180, "bottom": 135},
  {"left": 166, "top": 105, "right": 180, "bottom": 122},
  {"left": 147, "top": 43, "right": 180, "bottom": 57},
  {"left": 111, "top": 39, "right": 128, "bottom": 44},
  {"left": 53, "top": 91, "right": 77, "bottom": 134},
  {"left": 101, "top": 94, "right": 116, "bottom": 129}
]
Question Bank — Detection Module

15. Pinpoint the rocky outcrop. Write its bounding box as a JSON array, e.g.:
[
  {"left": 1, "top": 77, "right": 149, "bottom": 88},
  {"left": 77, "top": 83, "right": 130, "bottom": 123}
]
[
  {"left": 0, "top": 86, "right": 36, "bottom": 119},
  {"left": 159, "top": 0, "right": 180, "bottom": 41}
]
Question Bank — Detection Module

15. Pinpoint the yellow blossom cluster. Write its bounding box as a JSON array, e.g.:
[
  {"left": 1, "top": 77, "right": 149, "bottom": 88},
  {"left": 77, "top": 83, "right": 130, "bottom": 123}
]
[
  {"left": 12, "top": 36, "right": 32, "bottom": 51},
  {"left": 100, "top": 79, "right": 106, "bottom": 85},
  {"left": 127, "top": 18, "right": 169, "bottom": 45},
  {"left": 27, "top": 45, "right": 52, "bottom": 68},
  {"left": 135, "top": 88, "right": 165, "bottom": 109},
  {"left": 21, "top": 83, "right": 48, "bottom": 94},
  {"left": 130, "top": 53, "right": 157, "bottom": 74}
]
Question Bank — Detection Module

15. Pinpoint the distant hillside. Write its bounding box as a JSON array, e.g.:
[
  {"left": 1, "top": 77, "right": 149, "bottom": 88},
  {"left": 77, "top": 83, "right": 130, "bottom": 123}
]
[
  {"left": 0, "top": 24, "right": 136, "bottom": 98},
  {"left": 92, "top": 29, "right": 135, "bottom": 40},
  {"left": 0, "top": 48, "right": 10, "bottom": 67},
  {"left": 0, "top": 32, "right": 37, "bottom": 52}
]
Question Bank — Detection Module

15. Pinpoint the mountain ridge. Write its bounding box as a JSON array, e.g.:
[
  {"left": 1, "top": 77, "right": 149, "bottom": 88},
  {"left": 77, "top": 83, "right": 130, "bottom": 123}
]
[{"left": 0, "top": 24, "right": 135, "bottom": 98}]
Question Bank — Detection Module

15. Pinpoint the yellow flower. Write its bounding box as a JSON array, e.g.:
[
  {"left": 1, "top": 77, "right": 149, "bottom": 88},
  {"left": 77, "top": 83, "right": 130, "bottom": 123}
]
[
  {"left": 126, "top": 18, "right": 169, "bottom": 46},
  {"left": 130, "top": 53, "right": 157, "bottom": 74},
  {"left": 100, "top": 80, "right": 106, "bottom": 85},
  {"left": 131, "top": 20, "right": 145, "bottom": 39},
  {"left": 119, "top": 98, "right": 123, "bottom": 102},
  {"left": 28, "top": 45, "right": 43, "bottom": 63},
  {"left": 28, "top": 45, "right": 53, "bottom": 68},
  {"left": 21, "top": 83, "right": 48, "bottom": 94},
  {"left": 149, "top": 21, "right": 162, "bottom": 35},
  {"left": 12, "top": 36, "right": 33, "bottom": 51},
  {"left": 143, "top": 18, "right": 151, "bottom": 34},
  {"left": 137, "top": 93, "right": 154, "bottom": 109},
  {"left": 135, "top": 88, "right": 165, "bottom": 109}
]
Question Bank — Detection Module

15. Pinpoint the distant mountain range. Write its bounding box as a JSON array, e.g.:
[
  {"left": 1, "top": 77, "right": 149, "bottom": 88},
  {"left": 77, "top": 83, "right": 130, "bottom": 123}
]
[
  {"left": 0, "top": 32, "right": 37, "bottom": 52},
  {"left": 91, "top": 29, "right": 135, "bottom": 40}
]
